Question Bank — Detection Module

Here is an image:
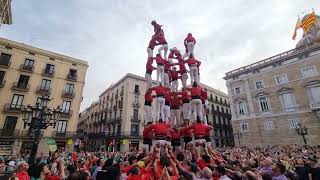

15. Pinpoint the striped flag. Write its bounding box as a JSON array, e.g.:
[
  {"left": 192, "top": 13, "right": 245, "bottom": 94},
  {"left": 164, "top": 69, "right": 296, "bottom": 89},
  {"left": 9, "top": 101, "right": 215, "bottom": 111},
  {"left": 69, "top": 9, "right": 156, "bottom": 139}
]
[
  {"left": 292, "top": 16, "right": 301, "bottom": 40},
  {"left": 301, "top": 11, "right": 317, "bottom": 32}
]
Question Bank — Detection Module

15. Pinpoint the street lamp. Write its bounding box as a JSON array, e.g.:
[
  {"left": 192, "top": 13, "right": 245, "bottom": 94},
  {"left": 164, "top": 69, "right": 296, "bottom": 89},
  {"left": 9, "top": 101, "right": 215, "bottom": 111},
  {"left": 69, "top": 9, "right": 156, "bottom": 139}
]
[
  {"left": 21, "top": 95, "right": 61, "bottom": 164},
  {"left": 295, "top": 123, "right": 308, "bottom": 145},
  {"left": 233, "top": 132, "right": 242, "bottom": 147}
]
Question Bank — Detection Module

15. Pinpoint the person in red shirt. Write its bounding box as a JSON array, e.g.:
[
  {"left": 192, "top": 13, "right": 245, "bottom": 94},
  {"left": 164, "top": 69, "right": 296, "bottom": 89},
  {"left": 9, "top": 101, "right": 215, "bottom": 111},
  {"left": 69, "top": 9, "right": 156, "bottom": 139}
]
[
  {"left": 150, "top": 84, "right": 166, "bottom": 121},
  {"left": 186, "top": 116, "right": 213, "bottom": 147},
  {"left": 168, "top": 47, "right": 181, "bottom": 64},
  {"left": 169, "top": 67, "right": 179, "bottom": 92},
  {"left": 201, "top": 88, "right": 208, "bottom": 124},
  {"left": 163, "top": 88, "right": 172, "bottom": 123},
  {"left": 155, "top": 31, "right": 168, "bottom": 59},
  {"left": 184, "top": 54, "right": 201, "bottom": 85},
  {"left": 15, "top": 161, "right": 30, "bottom": 180},
  {"left": 180, "top": 120, "right": 193, "bottom": 150},
  {"left": 148, "top": 120, "right": 171, "bottom": 147},
  {"left": 169, "top": 125, "right": 181, "bottom": 152},
  {"left": 126, "top": 166, "right": 141, "bottom": 180},
  {"left": 145, "top": 58, "right": 156, "bottom": 89},
  {"left": 187, "top": 81, "right": 204, "bottom": 122},
  {"left": 143, "top": 122, "right": 153, "bottom": 154},
  {"left": 182, "top": 33, "right": 196, "bottom": 59},
  {"left": 152, "top": 54, "right": 166, "bottom": 86},
  {"left": 170, "top": 94, "right": 181, "bottom": 126},
  {"left": 177, "top": 87, "right": 191, "bottom": 121},
  {"left": 144, "top": 89, "right": 156, "bottom": 123},
  {"left": 163, "top": 60, "right": 173, "bottom": 87},
  {"left": 147, "top": 38, "right": 158, "bottom": 58},
  {"left": 151, "top": 20, "right": 163, "bottom": 36},
  {"left": 177, "top": 57, "right": 189, "bottom": 88}
]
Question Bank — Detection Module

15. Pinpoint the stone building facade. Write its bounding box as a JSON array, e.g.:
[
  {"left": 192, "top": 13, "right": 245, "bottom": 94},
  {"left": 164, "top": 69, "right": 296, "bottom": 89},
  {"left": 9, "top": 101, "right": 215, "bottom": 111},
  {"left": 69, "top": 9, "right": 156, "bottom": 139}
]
[
  {"left": 0, "top": 37, "right": 88, "bottom": 154},
  {"left": 224, "top": 43, "right": 320, "bottom": 146}
]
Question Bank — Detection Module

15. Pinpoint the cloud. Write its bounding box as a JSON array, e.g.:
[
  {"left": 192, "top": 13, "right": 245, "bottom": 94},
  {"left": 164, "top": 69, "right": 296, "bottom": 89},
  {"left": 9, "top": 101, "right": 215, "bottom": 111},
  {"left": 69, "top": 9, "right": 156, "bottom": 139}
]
[{"left": 0, "top": 0, "right": 318, "bottom": 110}]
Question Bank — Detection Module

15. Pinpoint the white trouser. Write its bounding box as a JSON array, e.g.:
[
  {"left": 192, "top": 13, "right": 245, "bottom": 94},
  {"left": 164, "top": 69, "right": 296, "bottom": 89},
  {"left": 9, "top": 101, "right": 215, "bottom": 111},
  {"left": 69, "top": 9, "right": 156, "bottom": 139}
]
[
  {"left": 191, "top": 99, "right": 203, "bottom": 121},
  {"left": 147, "top": 47, "right": 153, "bottom": 57},
  {"left": 195, "top": 139, "right": 206, "bottom": 146},
  {"left": 168, "top": 58, "right": 174, "bottom": 65},
  {"left": 181, "top": 72, "right": 188, "bottom": 87},
  {"left": 157, "top": 65, "right": 164, "bottom": 85},
  {"left": 144, "top": 105, "right": 152, "bottom": 123},
  {"left": 182, "top": 42, "right": 195, "bottom": 59},
  {"left": 202, "top": 103, "right": 207, "bottom": 125},
  {"left": 154, "top": 140, "right": 171, "bottom": 147},
  {"left": 164, "top": 105, "right": 171, "bottom": 123},
  {"left": 157, "top": 97, "right": 165, "bottom": 121},
  {"left": 182, "top": 102, "right": 190, "bottom": 120},
  {"left": 170, "top": 109, "right": 180, "bottom": 126},
  {"left": 145, "top": 73, "right": 152, "bottom": 89},
  {"left": 189, "top": 66, "right": 199, "bottom": 84},
  {"left": 164, "top": 73, "right": 170, "bottom": 87},
  {"left": 158, "top": 44, "right": 168, "bottom": 59},
  {"left": 171, "top": 80, "right": 178, "bottom": 92}
]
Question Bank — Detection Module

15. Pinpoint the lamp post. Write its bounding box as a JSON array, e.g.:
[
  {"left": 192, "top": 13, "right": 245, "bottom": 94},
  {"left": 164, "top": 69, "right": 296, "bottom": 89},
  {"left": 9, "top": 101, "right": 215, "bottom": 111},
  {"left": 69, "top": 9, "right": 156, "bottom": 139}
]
[
  {"left": 21, "top": 95, "right": 61, "bottom": 164},
  {"left": 295, "top": 123, "right": 308, "bottom": 145},
  {"left": 233, "top": 132, "right": 242, "bottom": 147}
]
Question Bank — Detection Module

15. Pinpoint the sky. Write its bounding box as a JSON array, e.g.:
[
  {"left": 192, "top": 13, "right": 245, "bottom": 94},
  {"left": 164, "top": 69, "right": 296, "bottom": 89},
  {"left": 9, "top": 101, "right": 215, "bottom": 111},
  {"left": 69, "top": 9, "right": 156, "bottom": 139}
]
[{"left": 0, "top": 0, "right": 318, "bottom": 111}]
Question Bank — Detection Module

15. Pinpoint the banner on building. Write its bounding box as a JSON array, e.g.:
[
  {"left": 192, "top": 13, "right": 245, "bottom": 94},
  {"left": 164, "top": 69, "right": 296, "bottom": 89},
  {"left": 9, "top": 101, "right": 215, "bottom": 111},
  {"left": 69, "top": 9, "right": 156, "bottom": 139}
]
[{"left": 46, "top": 138, "right": 57, "bottom": 152}]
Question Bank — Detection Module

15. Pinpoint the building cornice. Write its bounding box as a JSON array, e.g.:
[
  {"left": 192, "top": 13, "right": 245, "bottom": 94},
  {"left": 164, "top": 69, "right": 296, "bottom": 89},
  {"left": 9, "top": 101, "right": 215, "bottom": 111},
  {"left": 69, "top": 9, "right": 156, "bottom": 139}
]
[
  {"left": 0, "top": 37, "right": 89, "bottom": 67},
  {"left": 224, "top": 43, "right": 320, "bottom": 80}
]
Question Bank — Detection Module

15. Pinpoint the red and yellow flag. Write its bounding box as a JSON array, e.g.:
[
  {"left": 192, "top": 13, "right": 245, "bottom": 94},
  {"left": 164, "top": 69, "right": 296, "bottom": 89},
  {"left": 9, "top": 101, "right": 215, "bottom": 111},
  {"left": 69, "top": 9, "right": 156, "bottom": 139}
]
[
  {"left": 301, "top": 11, "right": 317, "bottom": 32},
  {"left": 292, "top": 17, "right": 301, "bottom": 40}
]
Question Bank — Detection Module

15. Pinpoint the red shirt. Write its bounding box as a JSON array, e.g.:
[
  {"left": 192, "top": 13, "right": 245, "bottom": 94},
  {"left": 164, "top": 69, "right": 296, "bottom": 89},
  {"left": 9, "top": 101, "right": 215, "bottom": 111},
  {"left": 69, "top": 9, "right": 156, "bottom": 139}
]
[
  {"left": 148, "top": 39, "right": 157, "bottom": 50},
  {"left": 201, "top": 90, "right": 207, "bottom": 102},
  {"left": 155, "top": 56, "right": 166, "bottom": 65},
  {"left": 155, "top": 34, "right": 167, "bottom": 44},
  {"left": 178, "top": 61, "right": 187, "bottom": 73},
  {"left": 188, "top": 86, "right": 202, "bottom": 97},
  {"left": 152, "top": 86, "right": 167, "bottom": 96},
  {"left": 164, "top": 90, "right": 173, "bottom": 103},
  {"left": 180, "top": 126, "right": 193, "bottom": 137},
  {"left": 146, "top": 60, "right": 156, "bottom": 73},
  {"left": 178, "top": 90, "right": 189, "bottom": 101},
  {"left": 45, "top": 175, "right": 60, "bottom": 180},
  {"left": 143, "top": 125, "right": 153, "bottom": 139},
  {"left": 164, "top": 61, "right": 172, "bottom": 71},
  {"left": 171, "top": 97, "right": 181, "bottom": 108},
  {"left": 16, "top": 171, "right": 30, "bottom": 180},
  {"left": 170, "top": 129, "right": 180, "bottom": 140},
  {"left": 169, "top": 70, "right": 179, "bottom": 80},
  {"left": 197, "top": 159, "right": 208, "bottom": 170},
  {"left": 189, "top": 123, "right": 211, "bottom": 136},
  {"left": 150, "top": 123, "right": 170, "bottom": 136},
  {"left": 185, "top": 57, "right": 199, "bottom": 66},
  {"left": 152, "top": 22, "right": 162, "bottom": 35},
  {"left": 127, "top": 174, "right": 141, "bottom": 180},
  {"left": 184, "top": 35, "right": 196, "bottom": 44},
  {"left": 144, "top": 93, "right": 154, "bottom": 102}
]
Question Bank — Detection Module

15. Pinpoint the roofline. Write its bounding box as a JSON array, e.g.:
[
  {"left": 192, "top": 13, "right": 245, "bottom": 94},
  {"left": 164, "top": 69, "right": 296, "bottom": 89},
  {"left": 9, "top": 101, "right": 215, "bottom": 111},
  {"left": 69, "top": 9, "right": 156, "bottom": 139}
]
[
  {"left": 0, "top": 37, "right": 89, "bottom": 67},
  {"left": 200, "top": 83, "right": 228, "bottom": 98},
  {"left": 99, "top": 73, "right": 147, "bottom": 97},
  {"left": 224, "top": 43, "right": 320, "bottom": 80}
]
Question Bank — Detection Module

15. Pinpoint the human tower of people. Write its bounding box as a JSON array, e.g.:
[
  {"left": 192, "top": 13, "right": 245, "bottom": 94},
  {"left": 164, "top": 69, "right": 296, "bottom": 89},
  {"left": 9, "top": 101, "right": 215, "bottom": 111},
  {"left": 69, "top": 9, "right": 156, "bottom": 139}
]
[{"left": 142, "top": 20, "right": 213, "bottom": 153}]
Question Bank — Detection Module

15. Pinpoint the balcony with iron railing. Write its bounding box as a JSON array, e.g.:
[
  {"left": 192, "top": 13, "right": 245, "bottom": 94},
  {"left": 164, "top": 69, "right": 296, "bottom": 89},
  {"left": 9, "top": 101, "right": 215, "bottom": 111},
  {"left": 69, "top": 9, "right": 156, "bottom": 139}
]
[
  {"left": 0, "top": 129, "right": 20, "bottom": 137},
  {"left": 132, "top": 101, "right": 140, "bottom": 108},
  {"left": 42, "top": 69, "right": 55, "bottom": 77},
  {"left": 11, "top": 82, "right": 30, "bottom": 92},
  {"left": 104, "top": 131, "right": 142, "bottom": 139},
  {"left": 0, "top": 80, "right": 6, "bottom": 88},
  {"left": 134, "top": 90, "right": 140, "bottom": 95},
  {"left": 0, "top": 61, "right": 11, "bottom": 68},
  {"left": 60, "top": 109, "right": 73, "bottom": 118},
  {"left": 3, "top": 103, "right": 24, "bottom": 113},
  {"left": 131, "top": 116, "right": 141, "bottom": 123},
  {"left": 36, "top": 86, "right": 52, "bottom": 95},
  {"left": 19, "top": 64, "right": 34, "bottom": 73},
  {"left": 62, "top": 91, "right": 75, "bottom": 99},
  {"left": 310, "top": 102, "right": 320, "bottom": 111},
  {"left": 67, "top": 74, "right": 77, "bottom": 81},
  {"left": 52, "top": 131, "right": 76, "bottom": 138}
]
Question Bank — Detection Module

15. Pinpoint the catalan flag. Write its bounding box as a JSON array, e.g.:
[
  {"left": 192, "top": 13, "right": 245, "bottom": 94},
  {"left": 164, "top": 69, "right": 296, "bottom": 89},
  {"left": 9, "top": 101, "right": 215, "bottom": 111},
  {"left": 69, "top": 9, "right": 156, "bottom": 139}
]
[
  {"left": 292, "top": 17, "right": 301, "bottom": 40},
  {"left": 301, "top": 11, "right": 317, "bottom": 32}
]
